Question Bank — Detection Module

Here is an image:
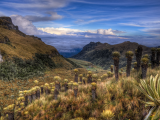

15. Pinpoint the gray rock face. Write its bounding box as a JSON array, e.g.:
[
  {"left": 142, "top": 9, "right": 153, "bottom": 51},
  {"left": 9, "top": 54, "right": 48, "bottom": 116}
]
[
  {"left": 0, "top": 34, "right": 10, "bottom": 43},
  {"left": 0, "top": 51, "right": 3, "bottom": 63},
  {"left": 0, "top": 17, "right": 13, "bottom": 24},
  {"left": 0, "top": 17, "right": 19, "bottom": 30}
]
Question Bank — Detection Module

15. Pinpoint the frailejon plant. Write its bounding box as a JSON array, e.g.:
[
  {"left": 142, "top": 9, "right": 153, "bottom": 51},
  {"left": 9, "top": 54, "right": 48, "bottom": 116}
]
[
  {"left": 87, "top": 71, "right": 92, "bottom": 83},
  {"left": 40, "top": 85, "right": 44, "bottom": 94},
  {"left": 92, "top": 74, "right": 98, "bottom": 82},
  {"left": 101, "top": 109, "right": 115, "bottom": 120},
  {"left": 135, "top": 45, "right": 143, "bottom": 72},
  {"left": 79, "top": 74, "right": 83, "bottom": 83},
  {"left": 112, "top": 51, "right": 120, "bottom": 81},
  {"left": 91, "top": 82, "right": 97, "bottom": 100},
  {"left": 110, "top": 65, "right": 114, "bottom": 73},
  {"left": 74, "top": 69, "right": 79, "bottom": 83},
  {"left": 44, "top": 83, "right": 50, "bottom": 95},
  {"left": 136, "top": 74, "right": 160, "bottom": 120},
  {"left": 125, "top": 51, "right": 134, "bottom": 77},
  {"left": 73, "top": 82, "right": 79, "bottom": 98},
  {"left": 151, "top": 48, "right": 156, "bottom": 69},
  {"left": 3, "top": 104, "right": 15, "bottom": 120},
  {"left": 141, "top": 56, "right": 149, "bottom": 79},
  {"left": 82, "top": 77, "right": 86, "bottom": 84},
  {"left": 54, "top": 76, "right": 61, "bottom": 91},
  {"left": 64, "top": 79, "right": 68, "bottom": 92},
  {"left": 134, "top": 62, "right": 137, "bottom": 70}
]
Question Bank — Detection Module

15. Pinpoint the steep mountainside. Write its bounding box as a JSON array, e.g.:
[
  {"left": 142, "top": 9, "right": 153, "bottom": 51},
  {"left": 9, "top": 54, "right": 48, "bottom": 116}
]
[
  {"left": 0, "top": 16, "right": 81, "bottom": 69},
  {"left": 70, "top": 41, "right": 152, "bottom": 70}
]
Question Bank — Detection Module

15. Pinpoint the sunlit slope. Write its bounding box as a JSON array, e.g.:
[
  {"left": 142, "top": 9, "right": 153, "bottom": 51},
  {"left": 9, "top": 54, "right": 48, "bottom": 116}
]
[{"left": 0, "top": 26, "right": 80, "bottom": 69}]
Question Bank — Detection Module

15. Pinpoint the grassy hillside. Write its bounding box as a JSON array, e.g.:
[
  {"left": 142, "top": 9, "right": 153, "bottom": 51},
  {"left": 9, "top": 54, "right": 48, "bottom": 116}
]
[{"left": 71, "top": 41, "right": 152, "bottom": 70}]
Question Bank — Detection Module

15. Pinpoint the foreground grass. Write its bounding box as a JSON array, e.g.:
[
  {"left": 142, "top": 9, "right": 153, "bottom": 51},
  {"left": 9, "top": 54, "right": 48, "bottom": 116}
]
[{"left": 0, "top": 66, "right": 160, "bottom": 120}]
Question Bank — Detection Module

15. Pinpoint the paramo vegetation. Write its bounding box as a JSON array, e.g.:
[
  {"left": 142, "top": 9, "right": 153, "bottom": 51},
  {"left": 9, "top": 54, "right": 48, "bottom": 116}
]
[{"left": 0, "top": 45, "right": 160, "bottom": 120}]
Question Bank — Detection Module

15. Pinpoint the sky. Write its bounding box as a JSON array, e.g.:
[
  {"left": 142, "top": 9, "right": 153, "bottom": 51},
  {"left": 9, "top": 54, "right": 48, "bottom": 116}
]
[{"left": 0, "top": 0, "right": 160, "bottom": 54}]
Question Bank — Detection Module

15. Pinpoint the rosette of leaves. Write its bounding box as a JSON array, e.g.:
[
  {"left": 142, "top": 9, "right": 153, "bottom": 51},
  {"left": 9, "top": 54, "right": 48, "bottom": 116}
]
[
  {"left": 82, "top": 77, "right": 86, "bottom": 84},
  {"left": 78, "top": 82, "right": 82, "bottom": 85},
  {"left": 79, "top": 74, "right": 83, "bottom": 82},
  {"left": 31, "top": 87, "right": 37, "bottom": 100},
  {"left": 23, "top": 90, "right": 29, "bottom": 107},
  {"left": 27, "top": 89, "right": 32, "bottom": 104},
  {"left": 97, "top": 79, "right": 101, "bottom": 83},
  {"left": 110, "top": 65, "right": 114, "bottom": 73},
  {"left": 91, "top": 82, "right": 97, "bottom": 100},
  {"left": 134, "top": 62, "right": 137, "bottom": 70},
  {"left": 141, "top": 57, "right": 149, "bottom": 79},
  {"left": 125, "top": 51, "right": 134, "bottom": 77},
  {"left": 34, "top": 80, "right": 39, "bottom": 85},
  {"left": 101, "top": 109, "right": 115, "bottom": 120},
  {"left": 73, "top": 82, "right": 79, "bottom": 98},
  {"left": 54, "top": 76, "right": 61, "bottom": 91},
  {"left": 112, "top": 51, "right": 120, "bottom": 81},
  {"left": 3, "top": 104, "right": 15, "bottom": 120},
  {"left": 35, "top": 86, "right": 41, "bottom": 99},
  {"left": 136, "top": 74, "right": 160, "bottom": 120},
  {"left": 92, "top": 74, "right": 98, "bottom": 82},
  {"left": 74, "top": 69, "right": 79, "bottom": 83},
  {"left": 87, "top": 71, "right": 92, "bottom": 83},
  {"left": 40, "top": 85, "right": 44, "bottom": 94},
  {"left": 143, "top": 54, "right": 149, "bottom": 59},
  {"left": 64, "top": 79, "right": 68, "bottom": 92}
]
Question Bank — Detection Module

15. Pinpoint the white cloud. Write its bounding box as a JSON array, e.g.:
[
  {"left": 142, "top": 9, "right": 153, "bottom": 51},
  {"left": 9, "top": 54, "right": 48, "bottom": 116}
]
[
  {"left": 10, "top": 15, "right": 49, "bottom": 35},
  {"left": 37, "top": 27, "right": 125, "bottom": 37},
  {"left": 38, "top": 27, "right": 83, "bottom": 35}
]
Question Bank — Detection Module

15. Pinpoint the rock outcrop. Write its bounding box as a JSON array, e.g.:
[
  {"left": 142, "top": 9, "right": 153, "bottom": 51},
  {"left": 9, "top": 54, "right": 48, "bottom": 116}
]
[
  {"left": 0, "top": 33, "right": 10, "bottom": 44},
  {"left": 0, "top": 17, "right": 18, "bottom": 30},
  {"left": 0, "top": 50, "right": 3, "bottom": 63}
]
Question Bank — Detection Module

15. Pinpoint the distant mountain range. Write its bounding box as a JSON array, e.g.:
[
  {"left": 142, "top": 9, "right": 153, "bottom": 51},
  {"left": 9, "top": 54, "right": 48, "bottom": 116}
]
[{"left": 69, "top": 41, "right": 153, "bottom": 70}]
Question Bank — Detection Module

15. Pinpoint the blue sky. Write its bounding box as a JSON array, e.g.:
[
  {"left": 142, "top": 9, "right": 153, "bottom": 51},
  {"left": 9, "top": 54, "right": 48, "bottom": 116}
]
[{"left": 0, "top": 0, "right": 160, "bottom": 53}]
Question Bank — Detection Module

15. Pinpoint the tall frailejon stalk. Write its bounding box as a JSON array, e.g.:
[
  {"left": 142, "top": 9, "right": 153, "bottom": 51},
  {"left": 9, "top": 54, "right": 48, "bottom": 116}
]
[
  {"left": 3, "top": 104, "right": 15, "bottom": 120},
  {"left": 125, "top": 51, "right": 134, "bottom": 77},
  {"left": 82, "top": 77, "right": 86, "bottom": 84},
  {"left": 91, "top": 82, "right": 97, "bottom": 101},
  {"left": 110, "top": 65, "right": 113, "bottom": 73},
  {"left": 87, "top": 71, "right": 92, "bottom": 83},
  {"left": 151, "top": 48, "right": 156, "bottom": 69},
  {"left": 79, "top": 74, "right": 83, "bottom": 82},
  {"left": 141, "top": 55, "right": 149, "bottom": 79},
  {"left": 156, "top": 48, "right": 160, "bottom": 67},
  {"left": 73, "top": 82, "right": 78, "bottom": 98},
  {"left": 112, "top": 51, "right": 120, "bottom": 81},
  {"left": 134, "top": 62, "right": 137, "bottom": 70},
  {"left": 74, "top": 69, "right": 79, "bottom": 83},
  {"left": 64, "top": 79, "right": 68, "bottom": 92},
  {"left": 135, "top": 45, "right": 143, "bottom": 72},
  {"left": 54, "top": 76, "right": 61, "bottom": 91}
]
